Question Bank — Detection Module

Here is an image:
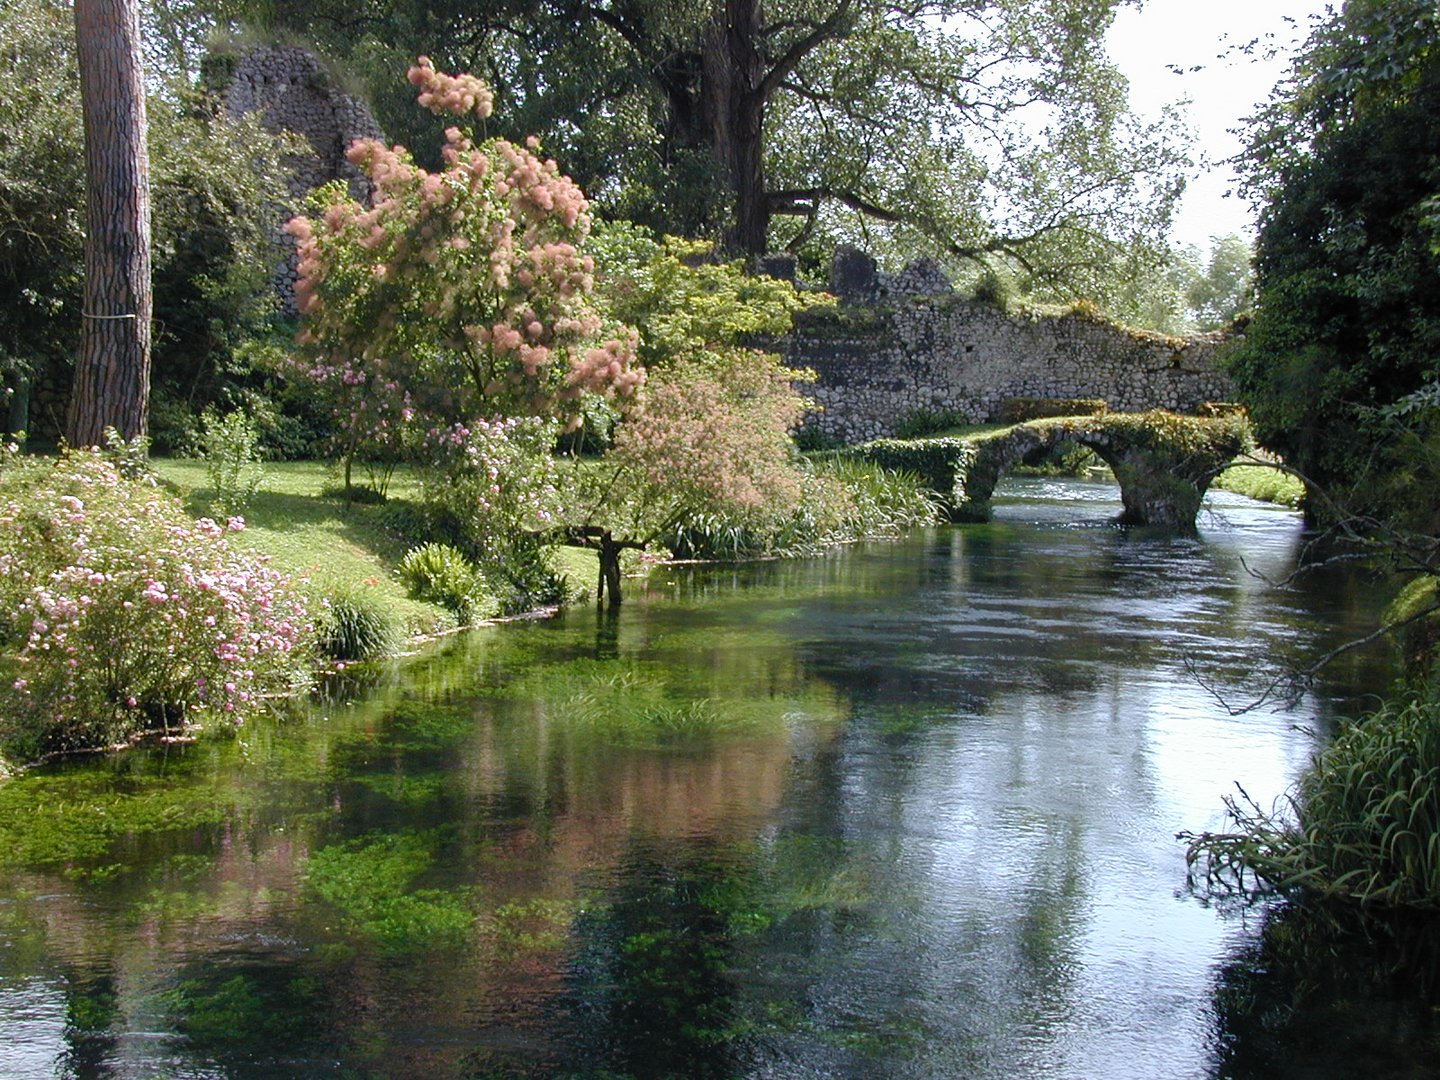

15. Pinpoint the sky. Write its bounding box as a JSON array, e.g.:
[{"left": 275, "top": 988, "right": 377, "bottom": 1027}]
[{"left": 1105, "top": 0, "right": 1334, "bottom": 253}]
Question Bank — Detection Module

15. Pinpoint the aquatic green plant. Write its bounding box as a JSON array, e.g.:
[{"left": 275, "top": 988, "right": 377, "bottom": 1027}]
[
  {"left": 1184, "top": 691, "right": 1440, "bottom": 908},
  {"left": 303, "top": 830, "right": 474, "bottom": 951}
]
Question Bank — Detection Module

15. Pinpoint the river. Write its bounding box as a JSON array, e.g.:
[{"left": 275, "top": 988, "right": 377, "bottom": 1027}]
[{"left": 1, "top": 477, "right": 1435, "bottom": 1079}]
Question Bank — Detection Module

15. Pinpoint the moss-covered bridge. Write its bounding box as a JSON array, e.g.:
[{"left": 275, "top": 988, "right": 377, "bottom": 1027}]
[{"left": 852, "top": 410, "right": 1254, "bottom": 532}]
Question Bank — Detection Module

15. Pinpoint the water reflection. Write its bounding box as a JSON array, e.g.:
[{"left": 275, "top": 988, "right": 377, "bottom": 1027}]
[{"left": 0, "top": 479, "right": 1428, "bottom": 1078}]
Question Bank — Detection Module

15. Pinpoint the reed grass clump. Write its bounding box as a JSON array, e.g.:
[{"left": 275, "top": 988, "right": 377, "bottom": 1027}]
[
  {"left": 1184, "top": 691, "right": 1440, "bottom": 909},
  {"left": 314, "top": 585, "right": 404, "bottom": 661}
]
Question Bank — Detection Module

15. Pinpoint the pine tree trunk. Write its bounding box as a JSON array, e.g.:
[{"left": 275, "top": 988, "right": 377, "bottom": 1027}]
[{"left": 68, "top": 0, "right": 152, "bottom": 448}]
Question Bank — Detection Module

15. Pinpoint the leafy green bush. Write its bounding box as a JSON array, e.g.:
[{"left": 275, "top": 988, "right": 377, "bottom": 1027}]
[
  {"left": 1210, "top": 463, "right": 1305, "bottom": 507},
  {"left": 1387, "top": 576, "right": 1440, "bottom": 681},
  {"left": 398, "top": 543, "right": 498, "bottom": 624},
  {"left": 665, "top": 456, "right": 939, "bottom": 559},
  {"left": 421, "top": 417, "right": 569, "bottom": 615},
  {"left": 850, "top": 436, "right": 978, "bottom": 512},
  {"left": 0, "top": 446, "right": 313, "bottom": 759},
  {"left": 792, "top": 426, "right": 844, "bottom": 453},
  {"left": 311, "top": 584, "right": 404, "bottom": 662},
  {"left": 1184, "top": 691, "right": 1440, "bottom": 909},
  {"left": 201, "top": 407, "right": 265, "bottom": 513}
]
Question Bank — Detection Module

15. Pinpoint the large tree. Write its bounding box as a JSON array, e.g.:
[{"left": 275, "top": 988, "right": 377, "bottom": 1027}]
[
  {"left": 69, "top": 0, "right": 152, "bottom": 446},
  {"left": 260, "top": 0, "right": 1187, "bottom": 293},
  {"left": 1229, "top": 0, "right": 1440, "bottom": 527}
]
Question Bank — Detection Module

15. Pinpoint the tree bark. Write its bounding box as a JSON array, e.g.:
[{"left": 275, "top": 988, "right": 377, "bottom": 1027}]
[
  {"left": 704, "top": 0, "right": 770, "bottom": 256},
  {"left": 68, "top": 0, "right": 152, "bottom": 448}
]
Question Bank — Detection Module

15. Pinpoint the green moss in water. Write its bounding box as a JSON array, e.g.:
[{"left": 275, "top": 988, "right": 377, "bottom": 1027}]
[{"left": 303, "top": 829, "right": 474, "bottom": 952}]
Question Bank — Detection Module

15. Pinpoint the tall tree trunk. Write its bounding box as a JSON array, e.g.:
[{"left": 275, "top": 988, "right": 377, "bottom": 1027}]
[
  {"left": 68, "top": 0, "right": 152, "bottom": 448},
  {"left": 705, "top": 0, "right": 770, "bottom": 256}
]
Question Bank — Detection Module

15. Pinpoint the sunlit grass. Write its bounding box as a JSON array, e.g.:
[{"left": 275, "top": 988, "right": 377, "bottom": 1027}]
[
  {"left": 151, "top": 459, "right": 601, "bottom": 638},
  {"left": 1211, "top": 463, "right": 1305, "bottom": 508}
]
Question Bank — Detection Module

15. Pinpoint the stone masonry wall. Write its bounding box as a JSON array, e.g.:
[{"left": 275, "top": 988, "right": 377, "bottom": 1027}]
[
  {"left": 786, "top": 247, "right": 1237, "bottom": 444},
  {"left": 219, "top": 45, "right": 384, "bottom": 313}
]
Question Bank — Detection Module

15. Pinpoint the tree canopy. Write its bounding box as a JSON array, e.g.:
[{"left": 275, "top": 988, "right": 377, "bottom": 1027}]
[
  {"left": 255, "top": 0, "right": 1188, "bottom": 297},
  {"left": 1228, "top": 0, "right": 1440, "bottom": 527}
]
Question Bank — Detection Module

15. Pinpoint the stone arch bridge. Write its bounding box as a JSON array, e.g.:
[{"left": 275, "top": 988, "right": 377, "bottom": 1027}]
[{"left": 853, "top": 410, "right": 1253, "bottom": 532}]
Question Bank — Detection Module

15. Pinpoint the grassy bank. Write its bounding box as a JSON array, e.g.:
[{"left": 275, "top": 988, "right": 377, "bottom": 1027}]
[
  {"left": 1210, "top": 463, "right": 1305, "bottom": 508},
  {"left": 152, "top": 459, "right": 600, "bottom": 644}
]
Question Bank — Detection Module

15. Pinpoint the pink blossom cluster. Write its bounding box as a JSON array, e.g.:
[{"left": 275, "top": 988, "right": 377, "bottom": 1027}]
[
  {"left": 428, "top": 415, "right": 564, "bottom": 526},
  {"left": 408, "top": 55, "right": 494, "bottom": 119},
  {"left": 283, "top": 60, "right": 643, "bottom": 458},
  {"left": 0, "top": 451, "right": 314, "bottom": 752},
  {"left": 612, "top": 351, "right": 807, "bottom": 512}
]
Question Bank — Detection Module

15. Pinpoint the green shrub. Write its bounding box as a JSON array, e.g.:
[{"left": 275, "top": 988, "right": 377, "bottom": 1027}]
[
  {"left": 665, "top": 456, "right": 939, "bottom": 559},
  {"left": 201, "top": 407, "right": 265, "bottom": 513},
  {"left": 1184, "top": 691, "right": 1440, "bottom": 909},
  {"left": 0, "top": 446, "right": 313, "bottom": 759},
  {"left": 398, "top": 543, "right": 498, "bottom": 624},
  {"left": 421, "top": 418, "right": 569, "bottom": 615},
  {"left": 1387, "top": 576, "right": 1440, "bottom": 682},
  {"left": 792, "top": 425, "right": 844, "bottom": 453},
  {"left": 312, "top": 584, "right": 404, "bottom": 662},
  {"left": 1211, "top": 463, "right": 1305, "bottom": 507}
]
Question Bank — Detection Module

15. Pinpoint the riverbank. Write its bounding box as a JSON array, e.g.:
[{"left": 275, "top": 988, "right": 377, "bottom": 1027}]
[{"left": 151, "top": 459, "right": 603, "bottom": 642}]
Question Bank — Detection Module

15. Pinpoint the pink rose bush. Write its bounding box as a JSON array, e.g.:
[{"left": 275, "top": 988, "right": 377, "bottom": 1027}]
[
  {"left": 0, "top": 447, "right": 314, "bottom": 759},
  {"left": 285, "top": 58, "right": 643, "bottom": 474}
]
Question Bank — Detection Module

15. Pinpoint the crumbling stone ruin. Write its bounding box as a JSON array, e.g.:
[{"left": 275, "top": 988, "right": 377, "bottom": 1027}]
[
  {"left": 787, "top": 246, "right": 1235, "bottom": 444},
  {"left": 216, "top": 45, "right": 384, "bottom": 313}
]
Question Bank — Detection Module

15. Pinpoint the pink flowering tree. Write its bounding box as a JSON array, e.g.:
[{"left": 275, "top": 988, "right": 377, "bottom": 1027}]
[
  {"left": 560, "top": 227, "right": 824, "bottom": 604},
  {"left": 0, "top": 445, "right": 313, "bottom": 760},
  {"left": 286, "top": 58, "right": 643, "bottom": 487}
]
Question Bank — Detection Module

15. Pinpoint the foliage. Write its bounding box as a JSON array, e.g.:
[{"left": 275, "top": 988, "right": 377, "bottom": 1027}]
[
  {"left": 285, "top": 57, "right": 643, "bottom": 474},
  {"left": 420, "top": 416, "right": 569, "bottom": 614},
  {"left": 312, "top": 583, "right": 405, "bottom": 662},
  {"left": 666, "top": 456, "right": 939, "bottom": 559},
  {"left": 0, "top": 0, "right": 298, "bottom": 444},
  {"left": 201, "top": 407, "right": 266, "bottom": 513},
  {"left": 1228, "top": 0, "right": 1440, "bottom": 527},
  {"left": 609, "top": 350, "right": 810, "bottom": 520},
  {"left": 397, "top": 542, "right": 497, "bottom": 624},
  {"left": 1182, "top": 233, "right": 1253, "bottom": 330},
  {"left": 0, "top": 447, "right": 313, "bottom": 759},
  {"left": 850, "top": 436, "right": 979, "bottom": 512},
  {"left": 556, "top": 228, "right": 826, "bottom": 594},
  {"left": 259, "top": 0, "right": 1187, "bottom": 284},
  {"left": 589, "top": 222, "right": 827, "bottom": 370},
  {"left": 892, "top": 409, "right": 973, "bottom": 439},
  {"left": 1183, "top": 690, "right": 1440, "bottom": 909},
  {"left": 1386, "top": 575, "right": 1440, "bottom": 681}
]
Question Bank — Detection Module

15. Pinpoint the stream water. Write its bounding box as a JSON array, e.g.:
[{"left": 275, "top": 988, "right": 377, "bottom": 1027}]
[{"left": 1, "top": 478, "right": 1436, "bottom": 1079}]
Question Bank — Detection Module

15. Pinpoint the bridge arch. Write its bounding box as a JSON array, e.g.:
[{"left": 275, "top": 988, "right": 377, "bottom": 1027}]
[{"left": 856, "top": 411, "right": 1252, "bottom": 532}]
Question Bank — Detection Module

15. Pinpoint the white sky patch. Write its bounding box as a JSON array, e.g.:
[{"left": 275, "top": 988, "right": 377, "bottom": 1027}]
[{"left": 1106, "top": 0, "right": 1333, "bottom": 253}]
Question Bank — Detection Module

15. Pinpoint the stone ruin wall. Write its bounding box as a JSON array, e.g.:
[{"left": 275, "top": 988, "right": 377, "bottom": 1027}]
[
  {"left": 219, "top": 45, "right": 384, "bottom": 314},
  {"left": 786, "top": 247, "right": 1237, "bottom": 444}
]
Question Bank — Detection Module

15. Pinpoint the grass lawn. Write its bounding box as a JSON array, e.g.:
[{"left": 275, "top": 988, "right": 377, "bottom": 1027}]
[{"left": 152, "top": 459, "right": 600, "bottom": 638}]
